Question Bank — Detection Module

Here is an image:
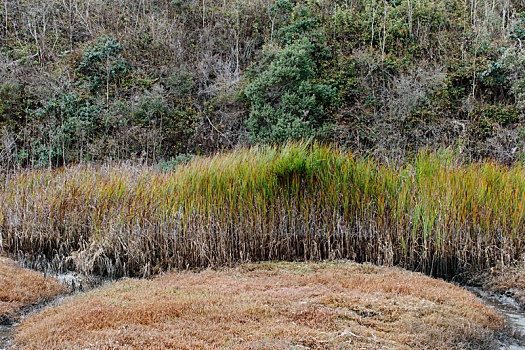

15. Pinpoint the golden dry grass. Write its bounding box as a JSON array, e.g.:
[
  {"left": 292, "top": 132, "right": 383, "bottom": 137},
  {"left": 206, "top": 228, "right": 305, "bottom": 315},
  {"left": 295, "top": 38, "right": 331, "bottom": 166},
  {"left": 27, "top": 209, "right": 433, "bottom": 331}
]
[
  {"left": 0, "top": 257, "right": 67, "bottom": 322},
  {"left": 14, "top": 261, "right": 503, "bottom": 349}
]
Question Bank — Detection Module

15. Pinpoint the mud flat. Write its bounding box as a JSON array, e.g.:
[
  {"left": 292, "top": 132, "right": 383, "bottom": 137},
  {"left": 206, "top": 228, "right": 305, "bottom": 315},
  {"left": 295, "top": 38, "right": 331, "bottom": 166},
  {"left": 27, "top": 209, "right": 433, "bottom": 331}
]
[
  {"left": 1, "top": 324, "right": 13, "bottom": 350},
  {"left": 464, "top": 286, "right": 525, "bottom": 350}
]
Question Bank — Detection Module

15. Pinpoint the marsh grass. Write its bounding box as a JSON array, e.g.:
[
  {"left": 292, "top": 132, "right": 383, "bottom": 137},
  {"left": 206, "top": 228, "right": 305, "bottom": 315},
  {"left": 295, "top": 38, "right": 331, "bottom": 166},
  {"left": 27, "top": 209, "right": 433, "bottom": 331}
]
[
  {"left": 1, "top": 142, "right": 524, "bottom": 278},
  {"left": 12, "top": 262, "right": 504, "bottom": 350},
  {"left": 0, "top": 257, "right": 67, "bottom": 323}
]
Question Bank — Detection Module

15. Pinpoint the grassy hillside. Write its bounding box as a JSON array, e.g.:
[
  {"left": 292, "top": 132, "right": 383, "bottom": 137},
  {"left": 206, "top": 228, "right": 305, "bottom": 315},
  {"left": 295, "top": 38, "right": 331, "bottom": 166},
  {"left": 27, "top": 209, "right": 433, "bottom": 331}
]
[
  {"left": 1, "top": 143, "right": 524, "bottom": 278},
  {"left": 1, "top": 0, "right": 525, "bottom": 167}
]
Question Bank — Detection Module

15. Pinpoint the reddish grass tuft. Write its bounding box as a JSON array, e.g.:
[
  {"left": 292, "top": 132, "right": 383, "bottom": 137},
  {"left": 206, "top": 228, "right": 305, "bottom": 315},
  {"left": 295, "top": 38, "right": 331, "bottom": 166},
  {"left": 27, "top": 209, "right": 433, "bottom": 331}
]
[
  {"left": 0, "top": 257, "right": 67, "bottom": 322},
  {"left": 14, "top": 261, "right": 503, "bottom": 349}
]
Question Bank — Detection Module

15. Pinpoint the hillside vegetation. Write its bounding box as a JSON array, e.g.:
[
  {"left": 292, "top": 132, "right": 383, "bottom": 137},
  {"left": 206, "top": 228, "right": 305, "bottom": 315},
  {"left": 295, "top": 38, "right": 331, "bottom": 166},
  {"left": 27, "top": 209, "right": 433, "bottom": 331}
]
[
  {"left": 1, "top": 0, "right": 525, "bottom": 167},
  {"left": 1, "top": 143, "right": 524, "bottom": 278}
]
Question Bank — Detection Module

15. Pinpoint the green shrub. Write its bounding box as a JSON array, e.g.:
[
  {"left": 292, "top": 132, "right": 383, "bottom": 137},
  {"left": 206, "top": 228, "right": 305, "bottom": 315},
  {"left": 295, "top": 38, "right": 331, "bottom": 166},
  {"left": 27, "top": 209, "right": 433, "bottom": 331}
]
[
  {"left": 0, "top": 83, "right": 32, "bottom": 133},
  {"left": 31, "top": 93, "right": 103, "bottom": 163},
  {"left": 470, "top": 105, "right": 521, "bottom": 140},
  {"left": 245, "top": 1, "right": 338, "bottom": 145},
  {"left": 77, "top": 37, "right": 130, "bottom": 95},
  {"left": 245, "top": 38, "right": 336, "bottom": 143}
]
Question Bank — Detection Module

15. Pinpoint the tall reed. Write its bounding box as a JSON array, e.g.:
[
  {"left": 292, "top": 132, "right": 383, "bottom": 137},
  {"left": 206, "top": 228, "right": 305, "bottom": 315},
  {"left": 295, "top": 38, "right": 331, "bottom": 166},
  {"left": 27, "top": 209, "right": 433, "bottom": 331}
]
[{"left": 1, "top": 142, "right": 524, "bottom": 278}]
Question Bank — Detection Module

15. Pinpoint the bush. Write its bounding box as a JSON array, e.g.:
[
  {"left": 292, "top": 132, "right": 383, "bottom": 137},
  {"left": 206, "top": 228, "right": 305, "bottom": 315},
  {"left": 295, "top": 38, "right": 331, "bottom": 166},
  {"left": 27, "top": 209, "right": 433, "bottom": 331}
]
[
  {"left": 469, "top": 104, "right": 521, "bottom": 140},
  {"left": 31, "top": 93, "right": 103, "bottom": 164},
  {"left": 245, "top": 3, "right": 337, "bottom": 145},
  {"left": 77, "top": 37, "right": 130, "bottom": 96}
]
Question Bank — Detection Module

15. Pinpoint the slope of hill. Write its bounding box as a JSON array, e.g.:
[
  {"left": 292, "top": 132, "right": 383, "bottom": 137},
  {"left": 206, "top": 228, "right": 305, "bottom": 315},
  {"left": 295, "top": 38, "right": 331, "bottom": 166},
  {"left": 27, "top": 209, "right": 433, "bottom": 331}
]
[{"left": 1, "top": 0, "right": 525, "bottom": 167}]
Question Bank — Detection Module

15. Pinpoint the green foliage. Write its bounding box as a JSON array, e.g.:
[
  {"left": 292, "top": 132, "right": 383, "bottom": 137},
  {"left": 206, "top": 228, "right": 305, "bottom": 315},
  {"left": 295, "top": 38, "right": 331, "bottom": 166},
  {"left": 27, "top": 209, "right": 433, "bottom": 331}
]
[
  {"left": 480, "top": 60, "right": 509, "bottom": 91},
  {"left": 245, "top": 5, "right": 337, "bottom": 144},
  {"left": 269, "top": 0, "right": 294, "bottom": 40},
  {"left": 77, "top": 37, "right": 130, "bottom": 94},
  {"left": 470, "top": 105, "right": 520, "bottom": 140},
  {"left": 134, "top": 93, "right": 198, "bottom": 156},
  {"left": 325, "top": 56, "right": 363, "bottom": 105},
  {"left": 164, "top": 71, "right": 194, "bottom": 99},
  {"left": 268, "top": 0, "right": 293, "bottom": 19},
  {"left": 0, "top": 83, "right": 32, "bottom": 132},
  {"left": 481, "top": 27, "right": 525, "bottom": 108},
  {"left": 499, "top": 47, "right": 525, "bottom": 108},
  {"left": 169, "top": 0, "right": 191, "bottom": 7},
  {"left": 31, "top": 93, "right": 103, "bottom": 164},
  {"left": 245, "top": 37, "right": 335, "bottom": 143},
  {"left": 510, "top": 13, "right": 525, "bottom": 41},
  {"left": 156, "top": 153, "right": 194, "bottom": 171},
  {"left": 276, "top": 5, "right": 320, "bottom": 45},
  {"left": 340, "top": 0, "right": 460, "bottom": 58},
  {"left": 4, "top": 0, "right": 525, "bottom": 165}
]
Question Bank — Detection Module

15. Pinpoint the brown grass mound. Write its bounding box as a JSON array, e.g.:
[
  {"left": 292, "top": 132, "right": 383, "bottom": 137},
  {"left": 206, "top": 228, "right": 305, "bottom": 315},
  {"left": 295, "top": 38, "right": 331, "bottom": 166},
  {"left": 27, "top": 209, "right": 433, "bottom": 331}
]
[
  {"left": 14, "top": 261, "right": 503, "bottom": 350},
  {"left": 0, "top": 257, "right": 67, "bottom": 323}
]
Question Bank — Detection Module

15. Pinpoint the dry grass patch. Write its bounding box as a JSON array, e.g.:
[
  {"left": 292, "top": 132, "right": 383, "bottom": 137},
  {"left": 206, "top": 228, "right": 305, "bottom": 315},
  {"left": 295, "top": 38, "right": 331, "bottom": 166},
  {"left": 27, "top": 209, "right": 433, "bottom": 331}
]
[
  {"left": 0, "top": 257, "right": 67, "bottom": 323},
  {"left": 14, "top": 261, "right": 503, "bottom": 349}
]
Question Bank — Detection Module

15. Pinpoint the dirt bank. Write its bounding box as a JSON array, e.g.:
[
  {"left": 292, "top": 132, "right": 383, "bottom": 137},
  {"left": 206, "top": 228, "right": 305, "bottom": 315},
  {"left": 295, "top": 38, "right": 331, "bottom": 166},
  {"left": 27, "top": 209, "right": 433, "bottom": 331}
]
[{"left": 469, "top": 258, "right": 525, "bottom": 311}]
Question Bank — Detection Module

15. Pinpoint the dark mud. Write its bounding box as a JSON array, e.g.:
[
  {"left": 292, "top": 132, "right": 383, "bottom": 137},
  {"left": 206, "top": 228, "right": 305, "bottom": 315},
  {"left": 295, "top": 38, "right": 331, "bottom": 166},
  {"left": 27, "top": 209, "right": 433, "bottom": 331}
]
[
  {"left": 467, "top": 287, "right": 525, "bottom": 349},
  {"left": 0, "top": 324, "right": 14, "bottom": 350}
]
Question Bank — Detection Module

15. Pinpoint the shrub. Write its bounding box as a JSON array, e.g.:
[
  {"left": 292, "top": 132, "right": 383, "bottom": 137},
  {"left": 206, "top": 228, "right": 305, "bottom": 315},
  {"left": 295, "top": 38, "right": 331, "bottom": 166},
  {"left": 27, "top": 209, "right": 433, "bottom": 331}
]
[
  {"left": 245, "top": 20, "right": 336, "bottom": 143},
  {"left": 77, "top": 37, "right": 130, "bottom": 97},
  {"left": 31, "top": 93, "right": 103, "bottom": 164},
  {"left": 469, "top": 104, "right": 521, "bottom": 140}
]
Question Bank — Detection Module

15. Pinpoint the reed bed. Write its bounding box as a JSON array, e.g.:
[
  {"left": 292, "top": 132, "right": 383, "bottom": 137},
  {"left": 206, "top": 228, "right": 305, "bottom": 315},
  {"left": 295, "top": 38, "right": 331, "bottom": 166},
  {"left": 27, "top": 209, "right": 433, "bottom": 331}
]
[{"left": 1, "top": 142, "right": 524, "bottom": 278}]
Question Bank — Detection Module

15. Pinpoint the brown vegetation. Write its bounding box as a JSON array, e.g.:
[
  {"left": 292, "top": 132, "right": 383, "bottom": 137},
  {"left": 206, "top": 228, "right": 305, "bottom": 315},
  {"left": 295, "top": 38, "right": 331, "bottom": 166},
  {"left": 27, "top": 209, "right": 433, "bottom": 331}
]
[
  {"left": 14, "top": 261, "right": 504, "bottom": 349},
  {"left": 0, "top": 257, "right": 66, "bottom": 323}
]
